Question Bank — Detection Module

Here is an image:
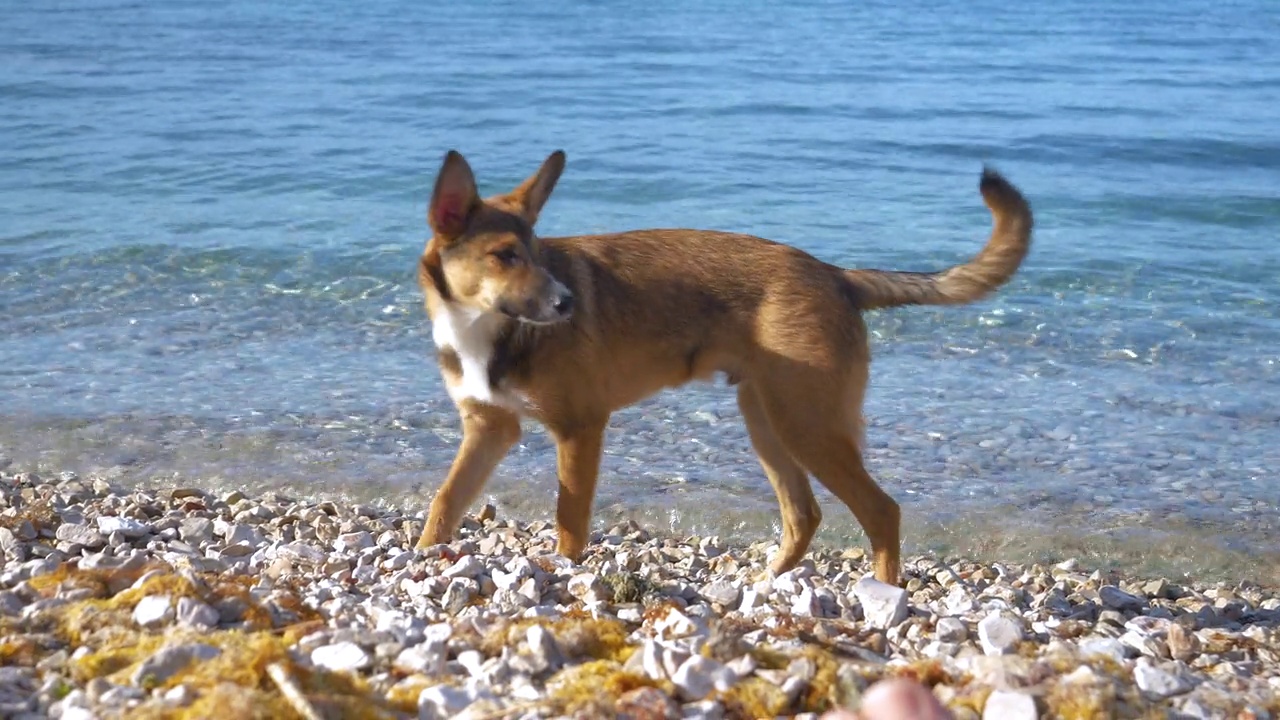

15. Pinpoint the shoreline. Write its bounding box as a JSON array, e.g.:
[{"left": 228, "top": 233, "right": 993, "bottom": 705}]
[{"left": 1, "top": 470, "right": 1278, "bottom": 719}]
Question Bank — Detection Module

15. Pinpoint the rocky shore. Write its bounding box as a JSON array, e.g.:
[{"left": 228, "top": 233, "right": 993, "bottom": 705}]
[{"left": 1, "top": 470, "right": 1277, "bottom": 719}]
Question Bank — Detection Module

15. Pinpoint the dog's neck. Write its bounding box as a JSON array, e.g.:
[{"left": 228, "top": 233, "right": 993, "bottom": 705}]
[{"left": 431, "top": 300, "right": 539, "bottom": 413}]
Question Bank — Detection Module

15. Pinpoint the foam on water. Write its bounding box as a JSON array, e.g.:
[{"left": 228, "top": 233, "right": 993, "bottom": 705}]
[{"left": 2, "top": 0, "right": 1278, "bottom": 581}]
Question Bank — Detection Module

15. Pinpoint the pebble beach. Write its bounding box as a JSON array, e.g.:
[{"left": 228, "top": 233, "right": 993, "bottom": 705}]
[{"left": 2, "top": 470, "right": 1278, "bottom": 720}]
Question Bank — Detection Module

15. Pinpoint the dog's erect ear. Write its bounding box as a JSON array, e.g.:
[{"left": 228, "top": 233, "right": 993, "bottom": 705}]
[
  {"left": 428, "top": 150, "right": 480, "bottom": 240},
  {"left": 509, "top": 150, "right": 566, "bottom": 226}
]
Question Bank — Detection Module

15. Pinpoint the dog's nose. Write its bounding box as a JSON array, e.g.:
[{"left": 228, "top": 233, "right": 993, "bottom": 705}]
[{"left": 553, "top": 292, "right": 574, "bottom": 316}]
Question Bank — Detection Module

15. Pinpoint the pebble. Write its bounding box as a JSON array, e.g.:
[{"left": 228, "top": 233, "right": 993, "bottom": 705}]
[
  {"left": 95, "top": 516, "right": 150, "bottom": 538},
  {"left": 1100, "top": 584, "right": 1146, "bottom": 610},
  {"left": 175, "top": 597, "right": 220, "bottom": 629},
  {"left": 982, "top": 689, "right": 1037, "bottom": 720},
  {"left": 419, "top": 684, "right": 474, "bottom": 720},
  {"left": 132, "top": 595, "right": 173, "bottom": 628},
  {"left": 616, "top": 686, "right": 680, "bottom": 720},
  {"left": 1, "top": 470, "right": 1277, "bottom": 720},
  {"left": 936, "top": 617, "right": 968, "bottom": 643},
  {"left": 853, "top": 576, "right": 909, "bottom": 629},
  {"left": 670, "top": 655, "right": 731, "bottom": 701},
  {"left": 1133, "top": 659, "right": 1193, "bottom": 699},
  {"left": 54, "top": 523, "right": 105, "bottom": 549},
  {"left": 977, "top": 612, "right": 1022, "bottom": 656},
  {"left": 394, "top": 641, "right": 446, "bottom": 676},
  {"left": 698, "top": 579, "right": 740, "bottom": 607},
  {"left": 131, "top": 644, "right": 220, "bottom": 686},
  {"left": 311, "top": 642, "right": 372, "bottom": 672},
  {"left": 178, "top": 518, "right": 215, "bottom": 544}
]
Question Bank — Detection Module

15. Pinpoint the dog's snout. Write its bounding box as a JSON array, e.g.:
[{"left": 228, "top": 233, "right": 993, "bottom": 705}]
[{"left": 553, "top": 291, "right": 575, "bottom": 316}]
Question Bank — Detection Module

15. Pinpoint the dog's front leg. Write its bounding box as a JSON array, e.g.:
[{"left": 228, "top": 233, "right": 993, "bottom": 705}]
[
  {"left": 416, "top": 403, "right": 522, "bottom": 549},
  {"left": 551, "top": 420, "right": 607, "bottom": 562}
]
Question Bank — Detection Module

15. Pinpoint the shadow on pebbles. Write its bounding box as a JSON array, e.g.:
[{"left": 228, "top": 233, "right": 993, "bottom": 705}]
[{"left": 1, "top": 470, "right": 1278, "bottom": 719}]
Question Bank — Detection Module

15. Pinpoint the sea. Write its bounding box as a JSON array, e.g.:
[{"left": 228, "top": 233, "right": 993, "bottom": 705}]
[{"left": 3, "top": 0, "right": 1278, "bottom": 582}]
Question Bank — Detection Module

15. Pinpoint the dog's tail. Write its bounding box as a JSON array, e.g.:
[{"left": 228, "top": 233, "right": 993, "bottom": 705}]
[{"left": 844, "top": 168, "right": 1033, "bottom": 310}]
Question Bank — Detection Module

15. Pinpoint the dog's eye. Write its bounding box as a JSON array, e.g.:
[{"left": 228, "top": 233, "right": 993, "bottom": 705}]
[{"left": 490, "top": 247, "right": 521, "bottom": 266}]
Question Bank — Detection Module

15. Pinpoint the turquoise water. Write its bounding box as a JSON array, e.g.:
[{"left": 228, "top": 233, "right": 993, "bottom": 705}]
[{"left": 3, "top": 1, "right": 1278, "bottom": 580}]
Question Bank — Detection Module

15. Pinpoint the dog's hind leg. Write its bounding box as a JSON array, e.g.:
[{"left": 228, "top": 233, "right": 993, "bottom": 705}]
[
  {"left": 417, "top": 403, "right": 522, "bottom": 549},
  {"left": 757, "top": 369, "right": 902, "bottom": 586},
  {"left": 738, "top": 383, "right": 822, "bottom": 574}
]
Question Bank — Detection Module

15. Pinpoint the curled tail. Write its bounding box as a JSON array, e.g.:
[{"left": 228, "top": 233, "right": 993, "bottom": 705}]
[{"left": 845, "top": 167, "right": 1034, "bottom": 310}]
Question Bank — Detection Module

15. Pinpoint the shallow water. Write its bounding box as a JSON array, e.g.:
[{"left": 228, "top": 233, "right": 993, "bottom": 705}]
[{"left": 3, "top": 0, "right": 1279, "bottom": 582}]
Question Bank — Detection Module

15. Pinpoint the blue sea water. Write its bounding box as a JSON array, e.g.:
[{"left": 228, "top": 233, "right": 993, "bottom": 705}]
[{"left": 2, "top": 0, "right": 1278, "bottom": 580}]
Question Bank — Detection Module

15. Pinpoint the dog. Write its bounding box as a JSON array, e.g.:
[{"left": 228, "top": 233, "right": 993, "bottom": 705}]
[{"left": 413, "top": 149, "right": 1033, "bottom": 586}]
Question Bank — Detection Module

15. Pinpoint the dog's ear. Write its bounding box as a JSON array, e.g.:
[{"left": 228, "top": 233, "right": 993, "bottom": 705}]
[
  {"left": 509, "top": 150, "right": 565, "bottom": 226},
  {"left": 428, "top": 150, "right": 480, "bottom": 241}
]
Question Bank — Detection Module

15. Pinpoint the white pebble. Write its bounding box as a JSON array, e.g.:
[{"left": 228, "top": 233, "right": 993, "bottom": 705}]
[
  {"left": 982, "top": 689, "right": 1036, "bottom": 720},
  {"left": 853, "top": 576, "right": 909, "bottom": 629},
  {"left": 977, "top": 612, "right": 1022, "bottom": 656},
  {"left": 133, "top": 595, "right": 173, "bottom": 628},
  {"left": 311, "top": 642, "right": 371, "bottom": 672}
]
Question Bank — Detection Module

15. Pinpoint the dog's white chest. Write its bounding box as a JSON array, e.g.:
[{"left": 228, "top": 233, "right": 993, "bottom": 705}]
[{"left": 431, "top": 306, "right": 527, "bottom": 412}]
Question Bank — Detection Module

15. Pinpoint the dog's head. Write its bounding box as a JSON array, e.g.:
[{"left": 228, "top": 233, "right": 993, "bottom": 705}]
[{"left": 418, "top": 150, "right": 574, "bottom": 325}]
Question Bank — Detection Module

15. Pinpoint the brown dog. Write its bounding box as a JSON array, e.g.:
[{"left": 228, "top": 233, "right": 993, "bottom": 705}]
[{"left": 414, "top": 150, "right": 1033, "bottom": 585}]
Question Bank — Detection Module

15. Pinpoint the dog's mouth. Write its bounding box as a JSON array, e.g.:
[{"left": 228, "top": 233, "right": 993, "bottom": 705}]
[
  {"left": 497, "top": 282, "right": 575, "bottom": 325},
  {"left": 498, "top": 299, "right": 574, "bottom": 326}
]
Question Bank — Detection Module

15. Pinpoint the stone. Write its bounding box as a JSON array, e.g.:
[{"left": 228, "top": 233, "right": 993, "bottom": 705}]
[
  {"left": 54, "top": 523, "right": 105, "bottom": 549},
  {"left": 178, "top": 518, "right": 214, "bottom": 544},
  {"left": 133, "top": 595, "right": 174, "bottom": 628},
  {"left": 738, "top": 588, "right": 762, "bottom": 613},
  {"left": 1078, "top": 637, "right": 1127, "bottom": 664},
  {"left": 524, "top": 625, "right": 562, "bottom": 674},
  {"left": 443, "top": 555, "right": 485, "bottom": 579},
  {"left": 1099, "top": 585, "right": 1144, "bottom": 611},
  {"left": 653, "top": 607, "right": 704, "bottom": 640},
  {"left": 335, "top": 531, "right": 375, "bottom": 552},
  {"left": 1167, "top": 623, "right": 1201, "bottom": 662},
  {"left": 419, "top": 684, "right": 473, "bottom": 720},
  {"left": 0, "top": 527, "right": 19, "bottom": 556},
  {"left": 175, "top": 597, "right": 219, "bottom": 629},
  {"left": 852, "top": 577, "right": 909, "bottom": 629},
  {"left": 220, "top": 523, "right": 264, "bottom": 547},
  {"left": 1119, "top": 629, "right": 1167, "bottom": 659},
  {"left": 394, "top": 641, "right": 447, "bottom": 676},
  {"left": 311, "top": 642, "right": 371, "bottom": 672},
  {"left": 698, "top": 579, "right": 740, "bottom": 607},
  {"left": 936, "top": 617, "right": 967, "bottom": 643},
  {"left": 163, "top": 684, "right": 196, "bottom": 706},
  {"left": 982, "top": 690, "right": 1036, "bottom": 720},
  {"left": 1143, "top": 578, "right": 1170, "bottom": 599},
  {"left": 671, "top": 655, "right": 731, "bottom": 701},
  {"left": 615, "top": 686, "right": 679, "bottom": 720},
  {"left": 790, "top": 588, "right": 820, "bottom": 617},
  {"left": 0, "top": 589, "right": 26, "bottom": 615},
  {"left": 96, "top": 516, "right": 150, "bottom": 539},
  {"left": 1133, "top": 660, "right": 1192, "bottom": 700},
  {"left": 681, "top": 700, "right": 725, "bottom": 720},
  {"left": 132, "top": 644, "right": 220, "bottom": 686},
  {"left": 441, "top": 578, "right": 476, "bottom": 613},
  {"left": 977, "top": 612, "right": 1022, "bottom": 656},
  {"left": 567, "top": 573, "right": 607, "bottom": 603}
]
